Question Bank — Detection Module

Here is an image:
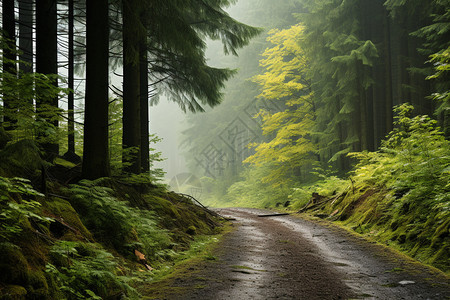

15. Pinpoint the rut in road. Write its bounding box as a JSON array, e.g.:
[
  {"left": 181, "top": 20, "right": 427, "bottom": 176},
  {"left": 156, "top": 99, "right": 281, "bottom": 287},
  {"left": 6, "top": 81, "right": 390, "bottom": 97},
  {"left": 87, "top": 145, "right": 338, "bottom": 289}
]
[{"left": 144, "top": 208, "right": 449, "bottom": 300}]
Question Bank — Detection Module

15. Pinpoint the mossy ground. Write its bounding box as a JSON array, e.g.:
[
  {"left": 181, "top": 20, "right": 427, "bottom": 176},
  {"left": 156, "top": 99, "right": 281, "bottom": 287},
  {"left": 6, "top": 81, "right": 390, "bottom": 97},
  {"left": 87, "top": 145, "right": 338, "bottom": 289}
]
[
  {"left": 0, "top": 145, "right": 223, "bottom": 298},
  {"left": 138, "top": 223, "right": 233, "bottom": 299},
  {"left": 291, "top": 185, "right": 449, "bottom": 274}
]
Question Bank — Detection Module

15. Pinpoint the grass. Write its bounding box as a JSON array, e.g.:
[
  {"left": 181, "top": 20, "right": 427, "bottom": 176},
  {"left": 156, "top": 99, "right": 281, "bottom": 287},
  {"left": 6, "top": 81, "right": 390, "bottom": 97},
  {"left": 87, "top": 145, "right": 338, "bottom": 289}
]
[{"left": 138, "top": 223, "right": 233, "bottom": 299}]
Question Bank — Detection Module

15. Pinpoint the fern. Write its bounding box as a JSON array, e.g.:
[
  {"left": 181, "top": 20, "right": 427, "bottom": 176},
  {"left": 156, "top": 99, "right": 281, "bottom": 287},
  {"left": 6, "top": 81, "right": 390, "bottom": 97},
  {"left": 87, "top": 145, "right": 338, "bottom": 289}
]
[
  {"left": 68, "top": 180, "right": 172, "bottom": 260},
  {"left": 0, "top": 176, "right": 53, "bottom": 240},
  {"left": 47, "top": 241, "right": 140, "bottom": 299}
]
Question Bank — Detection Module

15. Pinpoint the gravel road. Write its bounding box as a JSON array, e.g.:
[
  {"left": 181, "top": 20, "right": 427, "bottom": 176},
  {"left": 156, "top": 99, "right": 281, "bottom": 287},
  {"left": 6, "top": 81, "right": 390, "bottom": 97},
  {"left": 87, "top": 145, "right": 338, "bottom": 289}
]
[{"left": 145, "top": 208, "right": 449, "bottom": 300}]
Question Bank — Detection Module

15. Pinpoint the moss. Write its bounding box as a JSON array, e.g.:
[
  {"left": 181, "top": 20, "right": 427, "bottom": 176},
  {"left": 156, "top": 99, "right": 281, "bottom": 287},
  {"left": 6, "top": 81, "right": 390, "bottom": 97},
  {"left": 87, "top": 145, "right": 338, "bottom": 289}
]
[
  {"left": 431, "top": 217, "right": 449, "bottom": 248},
  {"left": 0, "top": 285, "right": 27, "bottom": 300},
  {"left": 186, "top": 226, "right": 197, "bottom": 235},
  {"left": 429, "top": 246, "right": 449, "bottom": 272},
  {"left": 42, "top": 197, "right": 92, "bottom": 240},
  {"left": 26, "top": 269, "right": 49, "bottom": 299},
  {"left": 0, "top": 243, "right": 30, "bottom": 285},
  {"left": 53, "top": 157, "right": 76, "bottom": 168},
  {"left": 0, "top": 139, "right": 45, "bottom": 178}
]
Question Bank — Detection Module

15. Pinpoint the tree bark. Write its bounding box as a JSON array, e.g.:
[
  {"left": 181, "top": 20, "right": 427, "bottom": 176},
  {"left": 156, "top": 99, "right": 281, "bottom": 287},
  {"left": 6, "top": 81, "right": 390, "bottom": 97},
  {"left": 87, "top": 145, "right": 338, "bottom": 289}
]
[
  {"left": 36, "top": 0, "right": 59, "bottom": 157},
  {"left": 140, "top": 33, "right": 150, "bottom": 173},
  {"left": 82, "top": 0, "right": 111, "bottom": 179},
  {"left": 67, "top": 0, "right": 76, "bottom": 155},
  {"left": 19, "top": 0, "right": 33, "bottom": 75},
  {"left": 2, "top": 0, "right": 16, "bottom": 129},
  {"left": 122, "top": 0, "right": 142, "bottom": 174}
]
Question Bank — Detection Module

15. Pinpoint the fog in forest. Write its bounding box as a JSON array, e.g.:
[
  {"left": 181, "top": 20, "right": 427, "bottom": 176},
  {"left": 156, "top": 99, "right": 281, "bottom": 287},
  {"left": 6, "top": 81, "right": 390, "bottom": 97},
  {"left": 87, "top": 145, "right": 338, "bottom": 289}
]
[{"left": 149, "top": 1, "right": 254, "bottom": 187}]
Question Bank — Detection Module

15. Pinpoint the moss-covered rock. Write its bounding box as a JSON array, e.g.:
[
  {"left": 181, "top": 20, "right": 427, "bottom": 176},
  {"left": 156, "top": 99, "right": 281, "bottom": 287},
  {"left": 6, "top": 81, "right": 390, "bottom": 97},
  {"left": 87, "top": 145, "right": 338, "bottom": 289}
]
[
  {"left": 0, "top": 285, "right": 28, "bottom": 300},
  {"left": 0, "top": 139, "right": 45, "bottom": 179},
  {"left": 42, "top": 197, "right": 92, "bottom": 240},
  {"left": 26, "top": 269, "right": 49, "bottom": 299},
  {"left": 0, "top": 243, "right": 29, "bottom": 285}
]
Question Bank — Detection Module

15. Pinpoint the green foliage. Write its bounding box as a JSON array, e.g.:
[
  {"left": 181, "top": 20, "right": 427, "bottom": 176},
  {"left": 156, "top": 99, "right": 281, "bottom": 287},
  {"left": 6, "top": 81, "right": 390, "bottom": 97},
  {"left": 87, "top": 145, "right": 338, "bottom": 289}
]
[
  {"left": 108, "top": 98, "right": 166, "bottom": 179},
  {"left": 225, "top": 164, "right": 291, "bottom": 208},
  {"left": 0, "top": 177, "right": 51, "bottom": 240},
  {"left": 349, "top": 103, "right": 449, "bottom": 202},
  {"left": 301, "top": 0, "right": 378, "bottom": 166},
  {"left": 68, "top": 179, "right": 172, "bottom": 259},
  {"left": 341, "top": 104, "right": 450, "bottom": 270},
  {"left": 289, "top": 176, "right": 348, "bottom": 210},
  {"left": 427, "top": 46, "right": 450, "bottom": 137},
  {"left": 1, "top": 72, "right": 69, "bottom": 143},
  {"left": 46, "top": 241, "right": 139, "bottom": 299}
]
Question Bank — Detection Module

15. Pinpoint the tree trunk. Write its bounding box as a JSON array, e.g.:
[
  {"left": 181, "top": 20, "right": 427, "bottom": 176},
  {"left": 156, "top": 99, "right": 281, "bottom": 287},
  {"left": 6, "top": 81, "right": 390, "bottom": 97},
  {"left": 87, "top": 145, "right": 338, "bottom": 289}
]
[
  {"left": 18, "top": 0, "right": 34, "bottom": 115},
  {"left": 82, "top": 0, "right": 111, "bottom": 179},
  {"left": 140, "top": 33, "right": 150, "bottom": 173},
  {"left": 122, "top": 0, "right": 141, "bottom": 174},
  {"left": 67, "top": 0, "right": 76, "bottom": 155},
  {"left": 19, "top": 0, "right": 33, "bottom": 75},
  {"left": 2, "top": 0, "right": 16, "bottom": 129},
  {"left": 36, "top": 0, "right": 59, "bottom": 158}
]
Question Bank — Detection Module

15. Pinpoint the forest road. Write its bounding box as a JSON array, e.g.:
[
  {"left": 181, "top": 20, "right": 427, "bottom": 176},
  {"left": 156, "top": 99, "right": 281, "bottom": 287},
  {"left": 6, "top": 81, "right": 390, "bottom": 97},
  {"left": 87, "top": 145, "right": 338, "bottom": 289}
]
[{"left": 148, "top": 208, "right": 449, "bottom": 300}]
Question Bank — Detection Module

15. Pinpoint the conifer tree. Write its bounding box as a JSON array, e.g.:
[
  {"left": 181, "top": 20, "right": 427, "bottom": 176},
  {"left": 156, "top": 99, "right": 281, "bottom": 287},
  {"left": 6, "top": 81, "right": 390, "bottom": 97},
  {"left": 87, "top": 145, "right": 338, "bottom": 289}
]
[
  {"left": 36, "top": 0, "right": 59, "bottom": 158},
  {"left": 82, "top": 0, "right": 111, "bottom": 179},
  {"left": 120, "top": 0, "right": 261, "bottom": 174},
  {"left": 2, "top": 0, "right": 16, "bottom": 130}
]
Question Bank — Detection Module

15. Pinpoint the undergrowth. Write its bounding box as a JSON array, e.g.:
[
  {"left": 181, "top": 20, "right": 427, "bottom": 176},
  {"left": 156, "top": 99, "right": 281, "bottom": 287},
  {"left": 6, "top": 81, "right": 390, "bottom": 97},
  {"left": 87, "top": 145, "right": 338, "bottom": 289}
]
[
  {"left": 0, "top": 171, "right": 222, "bottom": 298},
  {"left": 289, "top": 104, "right": 449, "bottom": 272},
  {"left": 219, "top": 104, "right": 449, "bottom": 272}
]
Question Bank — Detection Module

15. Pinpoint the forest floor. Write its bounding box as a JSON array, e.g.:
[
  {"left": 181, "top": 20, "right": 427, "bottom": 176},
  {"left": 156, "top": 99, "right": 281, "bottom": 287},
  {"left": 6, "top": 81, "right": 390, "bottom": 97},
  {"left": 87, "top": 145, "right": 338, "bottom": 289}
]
[{"left": 142, "top": 208, "right": 449, "bottom": 300}]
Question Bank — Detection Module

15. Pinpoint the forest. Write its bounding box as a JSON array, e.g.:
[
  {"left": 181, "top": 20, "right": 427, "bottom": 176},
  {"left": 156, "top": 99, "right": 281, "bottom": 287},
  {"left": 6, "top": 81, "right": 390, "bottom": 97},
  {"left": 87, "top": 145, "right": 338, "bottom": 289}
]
[
  {"left": 182, "top": 0, "right": 449, "bottom": 273},
  {"left": 0, "top": 0, "right": 449, "bottom": 298}
]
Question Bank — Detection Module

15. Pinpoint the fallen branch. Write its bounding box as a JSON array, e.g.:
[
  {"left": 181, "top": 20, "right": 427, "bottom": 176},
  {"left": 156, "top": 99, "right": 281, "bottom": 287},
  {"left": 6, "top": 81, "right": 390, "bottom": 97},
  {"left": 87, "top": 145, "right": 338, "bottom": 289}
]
[
  {"left": 177, "top": 193, "right": 231, "bottom": 221},
  {"left": 298, "top": 191, "right": 346, "bottom": 214},
  {"left": 258, "top": 213, "right": 291, "bottom": 218}
]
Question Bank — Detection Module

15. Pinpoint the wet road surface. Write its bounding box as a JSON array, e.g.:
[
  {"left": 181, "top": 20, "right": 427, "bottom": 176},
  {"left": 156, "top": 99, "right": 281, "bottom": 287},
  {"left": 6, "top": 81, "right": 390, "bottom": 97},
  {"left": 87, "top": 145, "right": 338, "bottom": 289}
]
[{"left": 145, "top": 208, "right": 449, "bottom": 299}]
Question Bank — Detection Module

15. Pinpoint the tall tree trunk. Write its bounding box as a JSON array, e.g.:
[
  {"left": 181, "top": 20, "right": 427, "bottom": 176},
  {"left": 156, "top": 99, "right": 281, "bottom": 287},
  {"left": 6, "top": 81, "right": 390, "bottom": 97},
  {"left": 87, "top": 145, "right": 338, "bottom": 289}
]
[
  {"left": 122, "top": 0, "right": 141, "bottom": 174},
  {"left": 140, "top": 33, "right": 150, "bottom": 173},
  {"left": 19, "top": 0, "right": 33, "bottom": 75},
  {"left": 36, "top": 0, "right": 59, "bottom": 158},
  {"left": 384, "top": 12, "right": 394, "bottom": 134},
  {"left": 18, "top": 0, "right": 34, "bottom": 114},
  {"left": 82, "top": 0, "right": 111, "bottom": 179},
  {"left": 67, "top": 0, "right": 76, "bottom": 155},
  {"left": 2, "top": 0, "right": 16, "bottom": 129}
]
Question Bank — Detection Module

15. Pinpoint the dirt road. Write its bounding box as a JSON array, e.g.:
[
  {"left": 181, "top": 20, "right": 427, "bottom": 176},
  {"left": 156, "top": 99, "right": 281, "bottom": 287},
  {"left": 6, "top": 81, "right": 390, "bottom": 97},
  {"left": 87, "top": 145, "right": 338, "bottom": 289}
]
[{"left": 145, "top": 208, "right": 449, "bottom": 299}]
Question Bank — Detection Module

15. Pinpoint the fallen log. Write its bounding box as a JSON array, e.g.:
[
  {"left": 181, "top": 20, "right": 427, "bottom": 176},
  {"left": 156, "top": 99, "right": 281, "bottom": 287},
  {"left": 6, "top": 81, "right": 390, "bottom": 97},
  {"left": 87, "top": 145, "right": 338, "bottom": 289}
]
[{"left": 258, "top": 213, "right": 291, "bottom": 218}]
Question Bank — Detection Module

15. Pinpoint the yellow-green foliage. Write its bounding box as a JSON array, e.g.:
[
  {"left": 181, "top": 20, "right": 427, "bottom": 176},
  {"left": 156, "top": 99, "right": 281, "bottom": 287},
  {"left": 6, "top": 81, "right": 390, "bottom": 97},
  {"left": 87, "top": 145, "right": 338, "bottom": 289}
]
[
  {"left": 225, "top": 164, "right": 292, "bottom": 208},
  {"left": 289, "top": 176, "right": 348, "bottom": 210},
  {"left": 246, "top": 24, "right": 316, "bottom": 187}
]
